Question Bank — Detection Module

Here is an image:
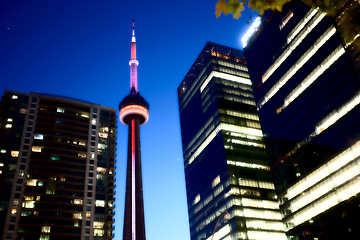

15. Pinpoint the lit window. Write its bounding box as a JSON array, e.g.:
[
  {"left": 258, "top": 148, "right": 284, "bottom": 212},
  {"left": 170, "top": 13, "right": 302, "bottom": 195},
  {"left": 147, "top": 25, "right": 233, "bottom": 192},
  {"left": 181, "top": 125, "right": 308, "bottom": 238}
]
[
  {"left": 94, "top": 229, "right": 104, "bottom": 236},
  {"left": 46, "top": 189, "right": 55, "bottom": 194},
  {"left": 86, "top": 213, "right": 91, "bottom": 218},
  {"left": 194, "top": 194, "right": 200, "bottom": 205},
  {"left": 212, "top": 175, "right": 221, "bottom": 188},
  {"left": 50, "top": 156, "right": 59, "bottom": 160},
  {"left": 39, "top": 235, "right": 49, "bottom": 240},
  {"left": 34, "top": 134, "right": 44, "bottom": 140},
  {"left": 60, "top": 177, "right": 66, "bottom": 182},
  {"left": 7, "top": 118, "right": 13, "bottom": 122},
  {"left": 92, "top": 119, "right": 97, "bottom": 125},
  {"left": 26, "top": 179, "right": 37, "bottom": 186},
  {"left": 22, "top": 201, "right": 35, "bottom": 208},
  {"left": 78, "top": 153, "right": 86, "bottom": 158},
  {"left": 90, "top": 153, "right": 95, "bottom": 159},
  {"left": 5, "top": 124, "right": 12, "bottom": 128},
  {"left": 74, "top": 222, "right": 79, "bottom": 227},
  {"left": 95, "top": 200, "right": 105, "bottom": 207},
  {"left": 11, "top": 208, "right": 17, "bottom": 214},
  {"left": 97, "top": 167, "right": 106, "bottom": 174},
  {"left": 93, "top": 221, "right": 105, "bottom": 228},
  {"left": 73, "top": 199, "right": 83, "bottom": 205},
  {"left": 98, "top": 143, "right": 107, "bottom": 149},
  {"left": 41, "top": 226, "right": 51, "bottom": 233},
  {"left": 0, "top": 150, "right": 6, "bottom": 153},
  {"left": 32, "top": 146, "right": 42, "bottom": 152},
  {"left": 11, "top": 151, "right": 19, "bottom": 157},
  {"left": 79, "top": 141, "right": 86, "bottom": 146},
  {"left": 73, "top": 213, "right": 82, "bottom": 219},
  {"left": 19, "top": 171, "right": 25, "bottom": 177},
  {"left": 0, "top": 170, "right": 2, "bottom": 174},
  {"left": 19, "top": 108, "right": 27, "bottom": 114},
  {"left": 57, "top": 107, "right": 65, "bottom": 113},
  {"left": 24, "top": 196, "right": 34, "bottom": 201},
  {"left": 12, "top": 95, "right": 18, "bottom": 99},
  {"left": 99, "top": 132, "right": 108, "bottom": 138}
]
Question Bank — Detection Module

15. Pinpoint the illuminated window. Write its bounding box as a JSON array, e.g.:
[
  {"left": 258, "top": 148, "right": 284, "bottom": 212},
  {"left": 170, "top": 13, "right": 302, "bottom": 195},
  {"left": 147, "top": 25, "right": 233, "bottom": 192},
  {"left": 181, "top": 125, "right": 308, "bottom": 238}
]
[
  {"left": 73, "top": 199, "right": 83, "bottom": 205},
  {"left": 39, "top": 235, "right": 49, "bottom": 240},
  {"left": 73, "top": 213, "right": 82, "bottom": 219},
  {"left": 194, "top": 194, "right": 200, "bottom": 205},
  {"left": 19, "top": 108, "right": 27, "bottom": 114},
  {"left": 93, "top": 221, "right": 105, "bottom": 228},
  {"left": 7, "top": 118, "right": 13, "bottom": 122},
  {"left": 57, "top": 107, "right": 65, "bottom": 113},
  {"left": 50, "top": 156, "right": 59, "bottom": 160},
  {"left": 0, "top": 162, "right": 3, "bottom": 167},
  {"left": 79, "top": 141, "right": 86, "bottom": 146},
  {"left": 27, "top": 179, "right": 37, "bottom": 186},
  {"left": 98, "top": 143, "right": 107, "bottom": 149},
  {"left": 32, "top": 146, "right": 42, "bottom": 152},
  {"left": 74, "top": 222, "right": 79, "bottom": 227},
  {"left": 95, "top": 200, "right": 105, "bottom": 207},
  {"left": 212, "top": 175, "right": 221, "bottom": 188},
  {"left": 11, "top": 151, "right": 19, "bottom": 157},
  {"left": 60, "top": 177, "right": 66, "bottom": 182},
  {"left": 41, "top": 226, "right": 51, "bottom": 233},
  {"left": 11, "top": 208, "right": 17, "bottom": 214},
  {"left": 0, "top": 170, "right": 2, "bottom": 174},
  {"left": 96, "top": 174, "right": 105, "bottom": 180},
  {"left": 78, "top": 153, "right": 86, "bottom": 158},
  {"left": 12, "top": 95, "right": 18, "bottom": 99},
  {"left": 46, "top": 189, "right": 55, "bottom": 194},
  {"left": 92, "top": 119, "right": 97, "bottom": 125},
  {"left": 86, "top": 213, "right": 91, "bottom": 219},
  {"left": 0, "top": 149, "right": 6, "bottom": 153},
  {"left": 24, "top": 196, "right": 34, "bottom": 200},
  {"left": 34, "top": 134, "right": 44, "bottom": 140},
  {"left": 22, "top": 201, "right": 35, "bottom": 208},
  {"left": 94, "top": 229, "right": 104, "bottom": 236},
  {"left": 99, "top": 132, "right": 108, "bottom": 138},
  {"left": 5, "top": 124, "right": 12, "bottom": 128},
  {"left": 97, "top": 167, "right": 106, "bottom": 174}
]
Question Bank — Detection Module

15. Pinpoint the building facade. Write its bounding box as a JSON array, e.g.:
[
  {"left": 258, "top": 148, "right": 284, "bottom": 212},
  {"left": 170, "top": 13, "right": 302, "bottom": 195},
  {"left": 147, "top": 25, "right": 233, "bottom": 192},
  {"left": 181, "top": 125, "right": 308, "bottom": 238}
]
[
  {"left": 178, "top": 42, "right": 286, "bottom": 240},
  {"left": 0, "top": 90, "right": 117, "bottom": 240},
  {"left": 243, "top": 1, "right": 360, "bottom": 239}
]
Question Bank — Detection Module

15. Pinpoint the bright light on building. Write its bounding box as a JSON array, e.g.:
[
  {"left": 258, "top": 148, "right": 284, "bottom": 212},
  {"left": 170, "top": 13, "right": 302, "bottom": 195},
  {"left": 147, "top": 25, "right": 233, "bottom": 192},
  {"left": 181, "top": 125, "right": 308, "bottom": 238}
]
[{"left": 241, "top": 16, "right": 261, "bottom": 48}]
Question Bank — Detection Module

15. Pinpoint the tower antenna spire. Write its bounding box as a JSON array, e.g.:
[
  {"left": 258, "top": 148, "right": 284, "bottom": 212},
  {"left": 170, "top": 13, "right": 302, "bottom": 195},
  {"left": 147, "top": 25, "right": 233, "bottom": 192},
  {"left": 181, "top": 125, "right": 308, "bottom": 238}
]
[{"left": 130, "top": 19, "right": 138, "bottom": 92}]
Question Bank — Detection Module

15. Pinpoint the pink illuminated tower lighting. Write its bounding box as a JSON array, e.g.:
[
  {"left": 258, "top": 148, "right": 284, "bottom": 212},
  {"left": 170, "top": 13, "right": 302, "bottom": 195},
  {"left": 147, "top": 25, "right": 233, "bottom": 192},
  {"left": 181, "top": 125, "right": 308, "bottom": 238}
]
[{"left": 119, "top": 19, "right": 149, "bottom": 240}]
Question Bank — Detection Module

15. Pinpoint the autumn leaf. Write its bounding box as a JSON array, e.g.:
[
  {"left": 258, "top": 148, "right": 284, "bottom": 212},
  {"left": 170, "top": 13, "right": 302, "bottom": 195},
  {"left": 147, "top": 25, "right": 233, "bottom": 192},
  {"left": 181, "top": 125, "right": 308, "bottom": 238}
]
[
  {"left": 227, "top": 0, "right": 245, "bottom": 19},
  {"left": 216, "top": 0, "right": 229, "bottom": 18}
]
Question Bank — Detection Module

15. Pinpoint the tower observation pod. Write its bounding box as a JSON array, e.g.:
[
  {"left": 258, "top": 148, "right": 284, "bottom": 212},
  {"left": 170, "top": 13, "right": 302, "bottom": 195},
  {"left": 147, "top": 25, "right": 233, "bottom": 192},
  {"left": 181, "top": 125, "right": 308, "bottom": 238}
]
[{"left": 119, "top": 20, "right": 149, "bottom": 240}]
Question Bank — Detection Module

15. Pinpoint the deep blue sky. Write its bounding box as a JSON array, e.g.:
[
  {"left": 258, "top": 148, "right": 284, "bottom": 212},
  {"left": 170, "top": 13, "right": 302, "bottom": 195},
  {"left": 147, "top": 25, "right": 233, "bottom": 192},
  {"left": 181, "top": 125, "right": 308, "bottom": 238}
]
[{"left": 0, "top": 1, "right": 255, "bottom": 239}]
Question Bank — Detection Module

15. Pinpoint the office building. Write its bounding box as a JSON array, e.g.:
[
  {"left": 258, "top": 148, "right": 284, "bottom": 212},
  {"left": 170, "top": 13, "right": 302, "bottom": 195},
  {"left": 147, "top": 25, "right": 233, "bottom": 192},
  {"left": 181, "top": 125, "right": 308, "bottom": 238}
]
[
  {"left": 0, "top": 90, "right": 117, "bottom": 240},
  {"left": 242, "top": 1, "right": 360, "bottom": 239},
  {"left": 178, "top": 42, "right": 287, "bottom": 240},
  {"left": 119, "top": 20, "right": 149, "bottom": 240}
]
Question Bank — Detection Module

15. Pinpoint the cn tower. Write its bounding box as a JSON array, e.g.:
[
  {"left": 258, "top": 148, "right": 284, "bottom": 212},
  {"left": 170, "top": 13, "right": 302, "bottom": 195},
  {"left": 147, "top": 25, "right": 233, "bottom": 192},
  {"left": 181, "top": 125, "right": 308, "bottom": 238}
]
[{"left": 119, "top": 20, "right": 149, "bottom": 240}]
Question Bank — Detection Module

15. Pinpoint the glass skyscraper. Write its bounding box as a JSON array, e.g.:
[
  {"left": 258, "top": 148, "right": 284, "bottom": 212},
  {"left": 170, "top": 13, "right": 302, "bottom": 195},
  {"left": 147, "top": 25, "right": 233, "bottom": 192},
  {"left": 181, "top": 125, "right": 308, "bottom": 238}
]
[
  {"left": 242, "top": 1, "right": 360, "bottom": 239},
  {"left": 178, "top": 42, "right": 286, "bottom": 240},
  {"left": 0, "top": 90, "right": 116, "bottom": 240}
]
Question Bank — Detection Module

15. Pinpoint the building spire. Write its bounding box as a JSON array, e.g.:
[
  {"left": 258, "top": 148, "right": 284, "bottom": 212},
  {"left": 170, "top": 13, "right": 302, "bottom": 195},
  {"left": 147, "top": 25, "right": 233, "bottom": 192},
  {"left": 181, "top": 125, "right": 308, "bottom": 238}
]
[
  {"left": 130, "top": 19, "right": 139, "bottom": 92},
  {"left": 132, "top": 18, "right": 136, "bottom": 43}
]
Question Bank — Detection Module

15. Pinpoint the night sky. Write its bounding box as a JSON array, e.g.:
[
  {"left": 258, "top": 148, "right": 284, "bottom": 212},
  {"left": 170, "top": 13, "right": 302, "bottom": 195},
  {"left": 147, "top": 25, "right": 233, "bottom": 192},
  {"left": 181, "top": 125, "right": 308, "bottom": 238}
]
[{"left": 0, "top": 1, "right": 255, "bottom": 239}]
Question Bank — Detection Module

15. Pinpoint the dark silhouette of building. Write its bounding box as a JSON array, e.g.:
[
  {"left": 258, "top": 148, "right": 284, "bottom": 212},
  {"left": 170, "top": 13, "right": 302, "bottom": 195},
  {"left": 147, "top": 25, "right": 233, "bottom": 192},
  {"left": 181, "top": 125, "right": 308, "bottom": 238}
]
[
  {"left": 242, "top": 1, "right": 360, "bottom": 239},
  {"left": 119, "top": 20, "right": 149, "bottom": 240},
  {"left": 0, "top": 90, "right": 117, "bottom": 240},
  {"left": 178, "top": 42, "right": 286, "bottom": 240}
]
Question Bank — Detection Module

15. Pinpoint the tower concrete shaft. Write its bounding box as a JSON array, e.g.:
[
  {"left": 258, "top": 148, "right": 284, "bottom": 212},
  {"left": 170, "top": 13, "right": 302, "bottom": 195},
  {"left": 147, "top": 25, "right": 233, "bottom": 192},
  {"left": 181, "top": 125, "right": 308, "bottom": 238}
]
[{"left": 119, "top": 19, "right": 149, "bottom": 240}]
